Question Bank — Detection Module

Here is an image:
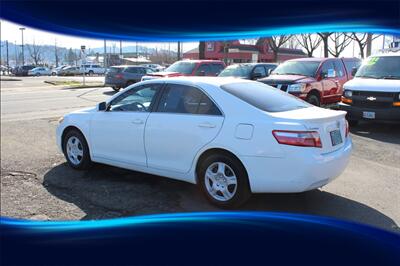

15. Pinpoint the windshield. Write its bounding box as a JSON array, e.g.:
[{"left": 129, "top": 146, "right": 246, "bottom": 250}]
[
  {"left": 165, "top": 61, "right": 196, "bottom": 74},
  {"left": 221, "top": 82, "right": 310, "bottom": 112},
  {"left": 272, "top": 61, "right": 320, "bottom": 77},
  {"left": 355, "top": 56, "right": 400, "bottom": 79},
  {"left": 218, "top": 64, "right": 253, "bottom": 77}
]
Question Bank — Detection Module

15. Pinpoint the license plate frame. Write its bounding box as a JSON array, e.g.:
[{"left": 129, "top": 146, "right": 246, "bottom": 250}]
[
  {"left": 330, "top": 129, "right": 343, "bottom": 146},
  {"left": 363, "top": 111, "right": 375, "bottom": 119}
]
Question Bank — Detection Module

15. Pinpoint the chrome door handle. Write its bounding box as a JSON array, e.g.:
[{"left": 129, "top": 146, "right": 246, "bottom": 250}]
[
  {"left": 132, "top": 119, "right": 144, "bottom": 124},
  {"left": 198, "top": 123, "right": 216, "bottom": 128}
]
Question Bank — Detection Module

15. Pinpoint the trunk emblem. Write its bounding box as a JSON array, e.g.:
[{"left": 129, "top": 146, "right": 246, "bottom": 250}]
[{"left": 367, "top": 96, "right": 377, "bottom": 101}]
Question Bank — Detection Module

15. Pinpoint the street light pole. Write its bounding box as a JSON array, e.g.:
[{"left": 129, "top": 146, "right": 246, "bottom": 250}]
[
  {"left": 19, "top": 27, "right": 25, "bottom": 66},
  {"left": 6, "top": 40, "right": 10, "bottom": 74}
]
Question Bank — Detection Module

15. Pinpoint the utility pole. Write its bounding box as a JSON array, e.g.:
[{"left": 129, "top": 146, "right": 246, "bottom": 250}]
[
  {"left": 177, "top": 41, "right": 181, "bottom": 61},
  {"left": 136, "top": 42, "right": 138, "bottom": 58},
  {"left": 103, "top": 40, "right": 107, "bottom": 68},
  {"left": 6, "top": 40, "right": 9, "bottom": 74},
  {"left": 19, "top": 27, "right": 25, "bottom": 65},
  {"left": 55, "top": 39, "right": 59, "bottom": 67},
  {"left": 119, "top": 40, "right": 122, "bottom": 57}
]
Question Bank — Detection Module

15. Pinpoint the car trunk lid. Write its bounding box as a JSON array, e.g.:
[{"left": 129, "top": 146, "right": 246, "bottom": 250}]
[{"left": 270, "top": 107, "right": 348, "bottom": 154}]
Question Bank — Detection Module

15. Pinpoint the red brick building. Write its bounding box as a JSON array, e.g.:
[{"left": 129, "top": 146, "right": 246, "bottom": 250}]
[{"left": 183, "top": 38, "right": 307, "bottom": 64}]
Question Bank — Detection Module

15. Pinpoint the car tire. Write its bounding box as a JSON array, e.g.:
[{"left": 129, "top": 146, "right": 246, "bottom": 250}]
[
  {"left": 348, "top": 120, "right": 359, "bottom": 127},
  {"left": 125, "top": 81, "right": 135, "bottom": 88},
  {"left": 306, "top": 94, "right": 320, "bottom": 106},
  {"left": 88, "top": 70, "right": 94, "bottom": 76},
  {"left": 62, "top": 129, "right": 92, "bottom": 170},
  {"left": 198, "top": 153, "right": 251, "bottom": 208}
]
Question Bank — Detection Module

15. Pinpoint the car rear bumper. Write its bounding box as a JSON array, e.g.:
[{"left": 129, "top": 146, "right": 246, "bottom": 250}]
[
  {"left": 240, "top": 137, "right": 352, "bottom": 193},
  {"left": 339, "top": 102, "right": 400, "bottom": 121}
]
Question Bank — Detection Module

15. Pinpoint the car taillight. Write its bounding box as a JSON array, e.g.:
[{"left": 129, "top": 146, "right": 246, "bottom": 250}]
[
  {"left": 345, "top": 120, "right": 349, "bottom": 138},
  {"left": 272, "top": 130, "right": 322, "bottom": 148}
]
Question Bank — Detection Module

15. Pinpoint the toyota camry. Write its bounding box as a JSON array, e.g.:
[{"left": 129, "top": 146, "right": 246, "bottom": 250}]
[{"left": 56, "top": 77, "right": 352, "bottom": 208}]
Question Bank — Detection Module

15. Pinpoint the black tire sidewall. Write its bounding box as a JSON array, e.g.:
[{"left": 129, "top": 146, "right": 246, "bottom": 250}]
[
  {"left": 198, "top": 154, "right": 251, "bottom": 208},
  {"left": 62, "top": 130, "right": 91, "bottom": 170},
  {"left": 307, "top": 94, "right": 320, "bottom": 106}
]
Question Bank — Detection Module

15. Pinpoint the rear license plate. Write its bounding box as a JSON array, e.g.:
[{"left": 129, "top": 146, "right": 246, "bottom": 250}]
[
  {"left": 363, "top": 111, "right": 375, "bottom": 119},
  {"left": 330, "top": 129, "right": 343, "bottom": 146}
]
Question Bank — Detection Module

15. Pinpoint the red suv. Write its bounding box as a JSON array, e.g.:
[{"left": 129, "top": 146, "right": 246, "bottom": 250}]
[
  {"left": 141, "top": 60, "right": 226, "bottom": 81},
  {"left": 259, "top": 58, "right": 361, "bottom": 106}
]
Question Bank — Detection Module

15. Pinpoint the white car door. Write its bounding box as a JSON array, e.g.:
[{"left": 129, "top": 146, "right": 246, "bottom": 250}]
[
  {"left": 90, "top": 83, "right": 163, "bottom": 166},
  {"left": 145, "top": 83, "right": 224, "bottom": 173}
]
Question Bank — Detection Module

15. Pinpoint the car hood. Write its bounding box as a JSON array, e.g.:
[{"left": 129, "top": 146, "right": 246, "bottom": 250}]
[
  {"left": 344, "top": 77, "right": 400, "bottom": 92},
  {"left": 70, "top": 107, "right": 97, "bottom": 114},
  {"left": 262, "top": 74, "right": 315, "bottom": 83},
  {"left": 147, "top": 71, "right": 184, "bottom": 77}
]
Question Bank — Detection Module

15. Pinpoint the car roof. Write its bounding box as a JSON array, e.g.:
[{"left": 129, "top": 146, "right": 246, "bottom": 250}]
[
  {"left": 180, "top": 59, "right": 224, "bottom": 63},
  {"left": 142, "top": 76, "right": 252, "bottom": 87}
]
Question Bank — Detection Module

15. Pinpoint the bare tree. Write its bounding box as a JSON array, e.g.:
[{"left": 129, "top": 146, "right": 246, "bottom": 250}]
[
  {"left": 295, "top": 34, "right": 322, "bottom": 57},
  {"left": 268, "top": 35, "right": 292, "bottom": 62},
  {"left": 27, "top": 40, "right": 43, "bottom": 65},
  {"left": 317, "top": 32, "right": 333, "bottom": 57},
  {"left": 349, "top": 33, "right": 381, "bottom": 58},
  {"left": 328, "top": 33, "right": 352, "bottom": 57}
]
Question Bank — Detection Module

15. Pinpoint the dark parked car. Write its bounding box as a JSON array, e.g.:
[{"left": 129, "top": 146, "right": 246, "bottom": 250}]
[
  {"left": 105, "top": 65, "right": 155, "bottom": 91},
  {"left": 218, "top": 63, "right": 277, "bottom": 80},
  {"left": 13, "top": 65, "right": 36, "bottom": 76}
]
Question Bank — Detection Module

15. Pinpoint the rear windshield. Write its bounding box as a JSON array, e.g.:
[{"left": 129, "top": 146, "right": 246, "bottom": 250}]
[
  {"left": 107, "top": 67, "right": 123, "bottom": 73},
  {"left": 219, "top": 64, "right": 253, "bottom": 78},
  {"left": 220, "top": 82, "right": 310, "bottom": 112},
  {"left": 165, "top": 61, "right": 196, "bottom": 74}
]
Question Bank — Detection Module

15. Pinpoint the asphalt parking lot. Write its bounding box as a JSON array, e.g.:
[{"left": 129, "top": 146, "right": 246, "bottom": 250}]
[{"left": 1, "top": 76, "right": 399, "bottom": 232}]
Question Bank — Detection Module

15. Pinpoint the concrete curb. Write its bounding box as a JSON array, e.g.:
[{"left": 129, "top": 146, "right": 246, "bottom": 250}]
[
  {"left": 44, "top": 80, "right": 105, "bottom": 89},
  {"left": 0, "top": 78, "right": 22, "bottom": 81}
]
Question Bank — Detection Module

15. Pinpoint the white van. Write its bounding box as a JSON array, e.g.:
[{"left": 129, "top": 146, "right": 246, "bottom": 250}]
[{"left": 339, "top": 52, "right": 400, "bottom": 125}]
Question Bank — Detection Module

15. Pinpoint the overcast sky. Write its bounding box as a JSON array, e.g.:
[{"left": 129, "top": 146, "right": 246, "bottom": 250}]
[
  {"left": 0, "top": 20, "right": 198, "bottom": 52},
  {"left": 1, "top": 19, "right": 391, "bottom": 57}
]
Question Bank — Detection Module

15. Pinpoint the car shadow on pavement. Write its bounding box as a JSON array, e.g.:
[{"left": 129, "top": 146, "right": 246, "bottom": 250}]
[
  {"left": 43, "top": 163, "right": 399, "bottom": 233},
  {"left": 103, "top": 90, "right": 118, "bottom": 96},
  {"left": 350, "top": 121, "right": 400, "bottom": 145}
]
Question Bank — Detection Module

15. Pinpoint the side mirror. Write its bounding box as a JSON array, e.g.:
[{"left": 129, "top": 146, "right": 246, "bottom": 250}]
[
  {"left": 351, "top": 67, "right": 358, "bottom": 76},
  {"left": 97, "top": 102, "right": 107, "bottom": 111},
  {"left": 251, "top": 72, "right": 262, "bottom": 80}
]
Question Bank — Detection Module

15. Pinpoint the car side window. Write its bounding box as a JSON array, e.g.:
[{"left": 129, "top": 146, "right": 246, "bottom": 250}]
[
  {"left": 253, "top": 66, "right": 267, "bottom": 77},
  {"left": 195, "top": 64, "right": 211, "bottom": 76},
  {"left": 320, "top": 61, "right": 336, "bottom": 78},
  {"left": 156, "top": 84, "right": 222, "bottom": 115},
  {"left": 146, "top": 68, "right": 154, "bottom": 74},
  {"left": 109, "top": 84, "right": 161, "bottom": 112},
  {"left": 333, "top": 60, "right": 345, "bottom": 77},
  {"left": 210, "top": 64, "right": 224, "bottom": 75}
]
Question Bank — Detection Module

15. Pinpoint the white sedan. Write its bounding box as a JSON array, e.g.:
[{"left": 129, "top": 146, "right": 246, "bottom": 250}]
[{"left": 56, "top": 77, "right": 352, "bottom": 208}]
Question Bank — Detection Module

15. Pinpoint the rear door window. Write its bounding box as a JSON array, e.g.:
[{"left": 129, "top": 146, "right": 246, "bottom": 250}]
[
  {"left": 220, "top": 82, "right": 310, "bottom": 112},
  {"left": 156, "top": 84, "right": 222, "bottom": 115},
  {"left": 333, "top": 60, "right": 345, "bottom": 77}
]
